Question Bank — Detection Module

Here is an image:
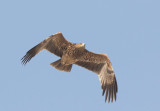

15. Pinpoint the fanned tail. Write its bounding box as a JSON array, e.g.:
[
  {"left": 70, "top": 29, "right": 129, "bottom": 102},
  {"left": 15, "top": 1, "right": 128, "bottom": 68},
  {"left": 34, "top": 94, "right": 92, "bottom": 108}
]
[{"left": 50, "top": 59, "right": 72, "bottom": 72}]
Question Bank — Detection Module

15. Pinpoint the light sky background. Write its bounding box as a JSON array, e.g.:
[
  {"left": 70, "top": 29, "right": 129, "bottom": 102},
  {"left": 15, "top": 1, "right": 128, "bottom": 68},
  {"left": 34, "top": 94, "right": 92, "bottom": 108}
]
[{"left": 0, "top": 0, "right": 160, "bottom": 111}]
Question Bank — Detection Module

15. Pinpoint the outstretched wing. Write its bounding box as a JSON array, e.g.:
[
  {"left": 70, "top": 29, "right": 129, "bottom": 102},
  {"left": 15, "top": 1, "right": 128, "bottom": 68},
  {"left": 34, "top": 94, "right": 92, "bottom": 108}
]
[
  {"left": 21, "top": 32, "right": 69, "bottom": 65},
  {"left": 75, "top": 49, "right": 118, "bottom": 103},
  {"left": 99, "top": 63, "right": 118, "bottom": 103}
]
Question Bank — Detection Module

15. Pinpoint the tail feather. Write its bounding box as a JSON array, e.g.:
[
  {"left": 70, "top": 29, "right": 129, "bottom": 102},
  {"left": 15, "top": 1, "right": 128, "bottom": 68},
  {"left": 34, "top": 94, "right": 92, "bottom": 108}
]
[{"left": 50, "top": 59, "right": 72, "bottom": 72}]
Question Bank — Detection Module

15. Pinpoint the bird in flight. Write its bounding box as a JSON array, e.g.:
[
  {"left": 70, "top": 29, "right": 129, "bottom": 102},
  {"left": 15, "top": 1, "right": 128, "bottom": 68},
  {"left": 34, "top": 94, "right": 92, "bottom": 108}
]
[{"left": 21, "top": 32, "right": 118, "bottom": 103}]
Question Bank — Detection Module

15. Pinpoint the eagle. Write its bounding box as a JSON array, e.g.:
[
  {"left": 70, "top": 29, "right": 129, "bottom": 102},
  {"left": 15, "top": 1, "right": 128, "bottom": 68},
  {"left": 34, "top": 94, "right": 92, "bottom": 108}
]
[{"left": 21, "top": 32, "right": 118, "bottom": 103}]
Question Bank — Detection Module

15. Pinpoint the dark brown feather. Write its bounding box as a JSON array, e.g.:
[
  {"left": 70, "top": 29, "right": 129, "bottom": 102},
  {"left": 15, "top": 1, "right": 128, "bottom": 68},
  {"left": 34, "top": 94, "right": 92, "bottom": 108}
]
[
  {"left": 75, "top": 61, "right": 104, "bottom": 74},
  {"left": 21, "top": 32, "right": 69, "bottom": 65},
  {"left": 76, "top": 51, "right": 118, "bottom": 103},
  {"left": 77, "top": 49, "right": 109, "bottom": 63}
]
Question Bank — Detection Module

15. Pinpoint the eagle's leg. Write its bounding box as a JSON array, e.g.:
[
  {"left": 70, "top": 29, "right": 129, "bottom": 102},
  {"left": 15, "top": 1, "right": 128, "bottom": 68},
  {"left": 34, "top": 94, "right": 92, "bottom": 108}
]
[{"left": 50, "top": 59, "right": 72, "bottom": 72}]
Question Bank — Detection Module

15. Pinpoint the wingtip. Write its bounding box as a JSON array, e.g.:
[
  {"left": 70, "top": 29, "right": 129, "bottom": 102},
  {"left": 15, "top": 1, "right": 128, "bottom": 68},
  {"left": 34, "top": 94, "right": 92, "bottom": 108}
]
[{"left": 102, "top": 83, "right": 118, "bottom": 103}]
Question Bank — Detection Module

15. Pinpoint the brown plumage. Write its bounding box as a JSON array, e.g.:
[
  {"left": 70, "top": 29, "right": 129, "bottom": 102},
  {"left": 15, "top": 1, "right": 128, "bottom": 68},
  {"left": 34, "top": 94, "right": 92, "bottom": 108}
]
[{"left": 21, "top": 32, "right": 118, "bottom": 103}]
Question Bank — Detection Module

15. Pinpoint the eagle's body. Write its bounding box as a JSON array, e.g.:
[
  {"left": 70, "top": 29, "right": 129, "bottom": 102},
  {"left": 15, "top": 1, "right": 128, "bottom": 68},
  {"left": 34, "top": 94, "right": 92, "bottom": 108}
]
[{"left": 21, "top": 32, "right": 118, "bottom": 103}]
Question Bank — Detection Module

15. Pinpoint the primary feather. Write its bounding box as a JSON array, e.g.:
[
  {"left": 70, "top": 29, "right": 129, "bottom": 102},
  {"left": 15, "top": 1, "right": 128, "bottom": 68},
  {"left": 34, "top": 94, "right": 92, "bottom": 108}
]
[{"left": 21, "top": 32, "right": 118, "bottom": 103}]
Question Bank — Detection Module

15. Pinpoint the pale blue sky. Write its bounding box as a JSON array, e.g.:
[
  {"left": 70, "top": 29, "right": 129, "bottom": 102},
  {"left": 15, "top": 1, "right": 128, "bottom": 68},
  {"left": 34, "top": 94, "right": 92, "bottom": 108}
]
[{"left": 0, "top": 0, "right": 160, "bottom": 111}]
